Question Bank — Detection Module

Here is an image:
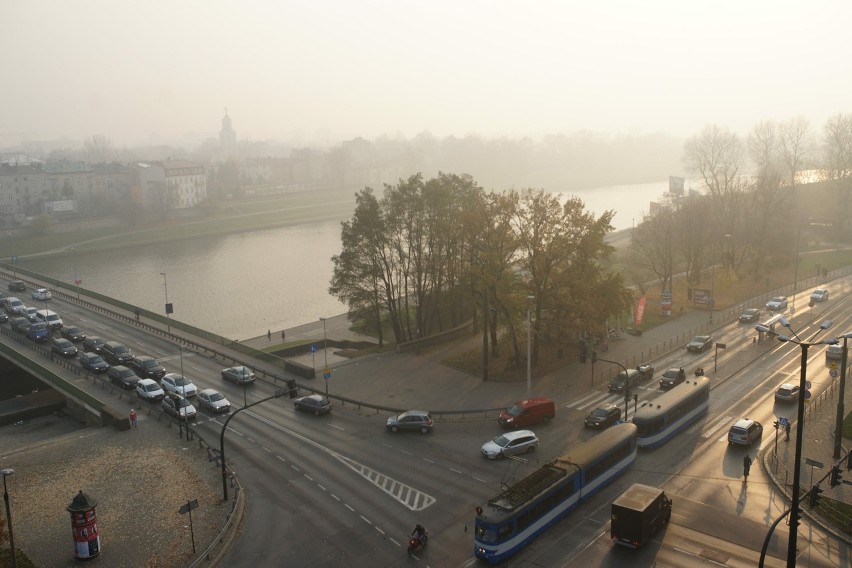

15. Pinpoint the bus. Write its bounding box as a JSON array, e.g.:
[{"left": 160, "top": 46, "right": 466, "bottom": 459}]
[
  {"left": 632, "top": 377, "right": 709, "bottom": 448},
  {"left": 473, "top": 423, "right": 637, "bottom": 564}
]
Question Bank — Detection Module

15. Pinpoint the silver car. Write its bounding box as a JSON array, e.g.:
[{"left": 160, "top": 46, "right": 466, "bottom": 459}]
[
  {"left": 221, "top": 366, "right": 256, "bottom": 385},
  {"left": 197, "top": 388, "right": 231, "bottom": 414},
  {"left": 481, "top": 430, "right": 539, "bottom": 459},
  {"left": 160, "top": 373, "right": 198, "bottom": 398}
]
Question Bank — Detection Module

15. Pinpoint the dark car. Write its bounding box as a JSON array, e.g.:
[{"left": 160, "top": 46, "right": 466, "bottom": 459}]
[
  {"left": 50, "top": 337, "right": 78, "bottom": 358},
  {"left": 0, "top": 311, "right": 8, "bottom": 324},
  {"left": 386, "top": 410, "right": 433, "bottom": 434},
  {"left": 584, "top": 405, "right": 621, "bottom": 429},
  {"left": 608, "top": 368, "right": 643, "bottom": 393},
  {"left": 9, "top": 316, "right": 28, "bottom": 333},
  {"left": 79, "top": 352, "right": 109, "bottom": 374},
  {"left": 101, "top": 341, "right": 133, "bottom": 365},
  {"left": 108, "top": 365, "right": 140, "bottom": 390},
  {"left": 294, "top": 394, "right": 332, "bottom": 415},
  {"left": 739, "top": 308, "right": 761, "bottom": 323},
  {"left": 161, "top": 393, "right": 197, "bottom": 420},
  {"left": 60, "top": 326, "right": 86, "bottom": 342},
  {"left": 128, "top": 356, "right": 166, "bottom": 380},
  {"left": 686, "top": 335, "right": 712, "bottom": 353},
  {"left": 659, "top": 367, "right": 687, "bottom": 389},
  {"left": 26, "top": 321, "right": 50, "bottom": 342},
  {"left": 7, "top": 280, "right": 26, "bottom": 293},
  {"left": 81, "top": 336, "right": 106, "bottom": 353}
]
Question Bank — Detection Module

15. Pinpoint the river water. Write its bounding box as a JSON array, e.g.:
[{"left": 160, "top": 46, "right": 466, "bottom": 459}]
[{"left": 21, "top": 180, "right": 671, "bottom": 340}]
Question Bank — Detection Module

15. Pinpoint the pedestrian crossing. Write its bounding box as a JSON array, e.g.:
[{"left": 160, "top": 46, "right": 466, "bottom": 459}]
[{"left": 564, "top": 384, "right": 662, "bottom": 422}]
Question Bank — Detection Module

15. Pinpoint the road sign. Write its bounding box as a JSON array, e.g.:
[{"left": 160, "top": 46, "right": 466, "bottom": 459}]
[
  {"left": 831, "top": 362, "right": 838, "bottom": 370},
  {"left": 716, "top": 342, "right": 727, "bottom": 349},
  {"left": 804, "top": 390, "right": 812, "bottom": 400},
  {"left": 324, "top": 367, "right": 331, "bottom": 379},
  {"left": 806, "top": 380, "right": 812, "bottom": 389},
  {"left": 310, "top": 344, "right": 317, "bottom": 353},
  {"left": 830, "top": 368, "right": 839, "bottom": 378},
  {"left": 178, "top": 499, "right": 199, "bottom": 514},
  {"left": 805, "top": 458, "right": 824, "bottom": 469},
  {"left": 778, "top": 416, "right": 790, "bottom": 427}
]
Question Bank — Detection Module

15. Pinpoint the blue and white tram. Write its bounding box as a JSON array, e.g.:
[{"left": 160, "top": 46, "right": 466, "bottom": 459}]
[
  {"left": 473, "top": 423, "right": 637, "bottom": 564},
  {"left": 633, "top": 377, "right": 710, "bottom": 448}
]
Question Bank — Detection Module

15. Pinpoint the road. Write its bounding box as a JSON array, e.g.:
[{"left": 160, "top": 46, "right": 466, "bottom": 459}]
[{"left": 3, "top": 276, "right": 852, "bottom": 566}]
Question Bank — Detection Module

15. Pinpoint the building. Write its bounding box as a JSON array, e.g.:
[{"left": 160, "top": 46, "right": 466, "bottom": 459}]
[
  {"left": 219, "top": 109, "right": 237, "bottom": 157},
  {"left": 135, "top": 160, "right": 207, "bottom": 212}
]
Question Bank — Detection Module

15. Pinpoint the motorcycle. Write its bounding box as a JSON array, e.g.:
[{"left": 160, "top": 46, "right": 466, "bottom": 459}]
[{"left": 407, "top": 529, "right": 428, "bottom": 555}]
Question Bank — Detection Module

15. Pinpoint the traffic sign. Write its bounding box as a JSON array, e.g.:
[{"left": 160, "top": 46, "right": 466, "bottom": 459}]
[
  {"left": 831, "top": 362, "right": 838, "bottom": 370},
  {"left": 805, "top": 458, "right": 824, "bottom": 469},
  {"left": 830, "top": 368, "right": 839, "bottom": 378},
  {"left": 806, "top": 380, "right": 812, "bottom": 389},
  {"left": 324, "top": 367, "right": 331, "bottom": 379},
  {"left": 804, "top": 390, "right": 812, "bottom": 400},
  {"left": 716, "top": 342, "right": 727, "bottom": 349},
  {"left": 310, "top": 344, "right": 317, "bottom": 353},
  {"left": 778, "top": 416, "right": 790, "bottom": 427}
]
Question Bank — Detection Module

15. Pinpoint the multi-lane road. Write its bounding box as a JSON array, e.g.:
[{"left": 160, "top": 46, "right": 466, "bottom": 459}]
[{"left": 6, "top": 280, "right": 852, "bottom": 567}]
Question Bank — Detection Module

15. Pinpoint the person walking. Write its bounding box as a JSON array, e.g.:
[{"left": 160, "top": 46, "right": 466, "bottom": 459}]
[
  {"left": 129, "top": 409, "right": 138, "bottom": 428},
  {"left": 267, "top": 329, "right": 271, "bottom": 341},
  {"left": 281, "top": 330, "right": 286, "bottom": 342},
  {"left": 743, "top": 454, "right": 752, "bottom": 481},
  {"left": 784, "top": 422, "right": 791, "bottom": 441}
]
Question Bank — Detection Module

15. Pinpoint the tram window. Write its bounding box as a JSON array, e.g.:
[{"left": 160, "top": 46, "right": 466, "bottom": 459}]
[
  {"left": 477, "top": 525, "right": 496, "bottom": 542},
  {"left": 497, "top": 523, "right": 514, "bottom": 540}
]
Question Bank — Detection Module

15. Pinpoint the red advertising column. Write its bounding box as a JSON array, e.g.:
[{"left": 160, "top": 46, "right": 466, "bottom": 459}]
[{"left": 67, "top": 490, "right": 101, "bottom": 559}]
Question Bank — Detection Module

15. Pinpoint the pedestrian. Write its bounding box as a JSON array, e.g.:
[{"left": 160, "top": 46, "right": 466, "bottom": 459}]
[
  {"left": 281, "top": 330, "right": 286, "bottom": 342},
  {"left": 129, "top": 409, "right": 138, "bottom": 428},
  {"left": 267, "top": 329, "right": 271, "bottom": 341},
  {"left": 134, "top": 308, "right": 140, "bottom": 321},
  {"left": 743, "top": 454, "right": 752, "bottom": 481},
  {"left": 784, "top": 422, "right": 791, "bottom": 441}
]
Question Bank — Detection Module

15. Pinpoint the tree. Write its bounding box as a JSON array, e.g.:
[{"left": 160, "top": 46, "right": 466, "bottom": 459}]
[
  {"left": 83, "top": 134, "right": 114, "bottom": 163},
  {"left": 822, "top": 113, "right": 852, "bottom": 238}
]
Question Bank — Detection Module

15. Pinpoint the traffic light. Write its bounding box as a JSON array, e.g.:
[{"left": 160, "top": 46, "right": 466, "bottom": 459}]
[
  {"left": 286, "top": 378, "right": 298, "bottom": 399},
  {"left": 809, "top": 484, "right": 823, "bottom": 508},
  {"left": 773, "top": 420, "right": 779, "bottom": 431},
  {"left": 591, "top": 350, "right": 598, "bottom": 364},
  {"left": 830, "top": 465, "right": 843, "bottom": 488}
]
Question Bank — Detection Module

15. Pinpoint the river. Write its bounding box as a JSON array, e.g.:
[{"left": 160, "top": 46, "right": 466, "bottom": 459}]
[{"left": 20, "top": 180, "right": 672, "bottom": 340}]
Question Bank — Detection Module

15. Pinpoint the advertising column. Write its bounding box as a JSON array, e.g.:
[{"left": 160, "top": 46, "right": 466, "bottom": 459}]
[{"left": 67, "top": 490, "right": 101, "bottom": 559}]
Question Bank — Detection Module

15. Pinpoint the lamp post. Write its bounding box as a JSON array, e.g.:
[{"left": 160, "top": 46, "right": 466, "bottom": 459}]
[
  {"left": 791, "top": 223, "right": 802, "bottom": 314},
  {"left": 755, "top": 318, "right": 835, "bottom": 568},
  {"left": 1, "top": 468, "right": 17, "bottom": 568},
  {"left": 320, "top": 317, "right": 329, "bottom": 396},
  {"left": 526, "top": 296, "right": 534, "bottom": 399},
  {"left": 833, "top": 332, "right": 852, "bottom": 459},
  {"left": 219, "top": 390, "right": 286, "bottom": 501},
  {"left": 160, "top": 272, "right": 171, "bottom": 334},
  {"left": 67, "top": 247, "right": 79, "bottom": 300}
]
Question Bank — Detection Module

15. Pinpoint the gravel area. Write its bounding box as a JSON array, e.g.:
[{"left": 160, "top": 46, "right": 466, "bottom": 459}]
[{"left": 0, "top": 411, "right": 233, "bottom": 567}]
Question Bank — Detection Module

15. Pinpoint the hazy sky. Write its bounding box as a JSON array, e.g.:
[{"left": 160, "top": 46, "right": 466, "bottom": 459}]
[{"left": 4, "top": 0, "right": 850, "bottom": 148}]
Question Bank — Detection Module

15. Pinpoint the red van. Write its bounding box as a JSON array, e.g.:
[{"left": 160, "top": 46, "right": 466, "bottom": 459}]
[{"left": 498, "top": 397, "right": 555, "bottom": 428}]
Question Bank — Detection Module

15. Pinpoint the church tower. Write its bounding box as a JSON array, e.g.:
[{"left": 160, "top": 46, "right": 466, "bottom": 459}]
[{"left": 219, "top": 108, "right": 237, "bottom": 154}]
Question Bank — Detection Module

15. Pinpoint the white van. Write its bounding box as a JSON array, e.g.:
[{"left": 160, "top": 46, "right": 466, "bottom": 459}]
[{"left": 35, "top": 309, "right": 63, "bottom": 330}]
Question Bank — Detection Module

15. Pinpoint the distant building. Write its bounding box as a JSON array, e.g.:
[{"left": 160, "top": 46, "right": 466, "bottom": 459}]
[
  {"left": 135, "top": 160, "right": 207, "bottom": 211},
  {"left": 0, "top": 163, "right": 50, "bottom": 218},
  {"left": 219, "top": 109, "right": 237, "bottom": 157}
]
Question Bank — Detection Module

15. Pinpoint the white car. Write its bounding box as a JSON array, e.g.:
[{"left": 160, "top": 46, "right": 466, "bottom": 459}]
[
  {"left": 766, "top": 296, "right": 788, "bottom": 311},
  {"left": 810, "top": 288, "right": 829, "bottom": 302},
  {"left": 197, "top": 389, "right": 231, "bottom": 414},
  {"left": 31, "top": 288, "right": 52, "bottom": 301},
  {"left": 480, "top": 430, "right": 540, "bottom": 459},
  {"left": 136, "top": 378, "right": 165, "bottom": 402},
  {"left": 221, "top": 366, "right": 256, "bottom": 385},
  {"left": 23, "top": 307, "right": 39, "bottom": 322},
  {"left": 160, "top": 373, "right": 198, "bottom": 398}
]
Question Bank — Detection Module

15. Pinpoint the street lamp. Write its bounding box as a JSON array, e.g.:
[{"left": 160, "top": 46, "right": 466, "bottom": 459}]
[
  {"left": 1, "top": 468, "right": 17, "bottom": 568},
  {"left": 791, "top": 223, "right": 802, "bottom": 314},
  {"left": 219, "top": 390, "right": 286, "bottom": 501},
  {"left": 67, "top": 247, "right": 80, "bottom": 300},
  {"left": 755, "top": 318, "right": 835, "bottom": 568},
  {"left": 160, "top": 272, "right": 171, "bottom": 334},
  {"left": 834, "top": 332, "right": 852, "bottom": 459},
  {"left": 526, "top": 296, "right": 534, "bottom": 399},
  {"left": 320, "top": 317, "right": 329, "bottom": 396}
]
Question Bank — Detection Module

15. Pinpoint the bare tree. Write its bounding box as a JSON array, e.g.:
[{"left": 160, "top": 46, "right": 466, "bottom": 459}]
[
  {"left": 780, "top": 116, "right": 812, "bottom": 188},
  {"left": 822, "top": 114, "right": 852, "bottom": 238},
  {"left": 83, "top": 134, "right": 114, "bottom": 163}
]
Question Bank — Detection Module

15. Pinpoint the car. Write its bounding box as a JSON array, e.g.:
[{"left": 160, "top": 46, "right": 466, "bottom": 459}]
[
  {"left": 22, "top": 307, "right": 39, "bottom": 322},
  {"left": 50, "top": 337, "right": 78, "bottom": 358},
  {"left": 766, "top": 296, "right": 788, "bottom": 311},
  {"left": 686, "top": 335, "right": 712, "bottom": 353},
  {"left": 221, "top": 366, "right": 256, "bottom": 385},
  {"left": 810, "top": 288, "right": 829, "bottom": 302},
  {"left": 79, "top": 352, "right": 109, "bottom": 374},
  {"left": 637, "top": 362, "right": 655, "bottom": 380},
  {"left": 136, "top": 378, "right": 166, "bottom": 402},
  {"left": 728, "top": 418, "right": 763, "bottom": 446},
  {"left": 108, "top": 365, "right": 141, "bottom": 390},
  {"left": 0, "top": 311, "right": 9, "bottom": 323},
  {"left": 826, "top": 344, "right": 847, "bottom": 362},
  {"left": 161, "top": 373, "right": 198, "bottom": 398},
  {"left": 197, "top": 389, "right": 231, "bottom": 414},
  {"left": 81, "top": 336, "right": 106, "bottom": 353},
  {"left": 7, "top": 280, "right": 26, "bottom": 293},
  {"left": 659, "top": 367, "right": 687, "bottom": 389},
  {"left": 31, "top": 288, "right": 52, "bottom": 301},
  {"left": 60, "top": 326, "right": 86, "bottom": 342},
  {"left": 498, "top": 397, "right": 556, "bottom": 428},
  {"left": 775, "top": 383, "right": 800, "bottom": 402},
  {"left": 161, "top": 393, "right": 197, "bottom": 420},
  {"left": 9, "top": 317, "right": 29, "bottom": 333},
  {"left": 608, "top": 368, "right": 643, "bottom": 392},
  {"left": 583, "top": 405, "right": 621, "bottom": 429},
  {"left": 480, "top": 430, "right": 539, "bottom": 459},
  {"left": 26, "top": 321, "right": 50, "bottom": 342},
  {"left": 294, "top": 394, "right": 332, "bottom": 415},
  {"left": 34, "top": 309, "right": 63, "bottom": 330},
  {"left": 128, "top": 356, "right": 166, "bottom": 380},
  {"left": 101, "top": 341, "right": 133, "bottom": 365},
  {"left": 3, "top": 297, "right": 26, "bottom": 315},
  {"left": 386, "top": 410, "right": 433, "bottom": 434},
  {"left": 739, "top": 308, "right": 761, "bottom": 323}
]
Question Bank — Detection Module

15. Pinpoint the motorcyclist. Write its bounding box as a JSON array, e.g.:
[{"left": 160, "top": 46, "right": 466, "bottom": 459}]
[{"left": 411, "top": 523, "right": 427, "bottom": 545}]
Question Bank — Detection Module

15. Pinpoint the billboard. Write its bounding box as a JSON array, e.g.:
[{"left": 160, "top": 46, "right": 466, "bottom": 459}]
[{"left": 669, "top": 176, "right": 685, "bottom": 196}]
